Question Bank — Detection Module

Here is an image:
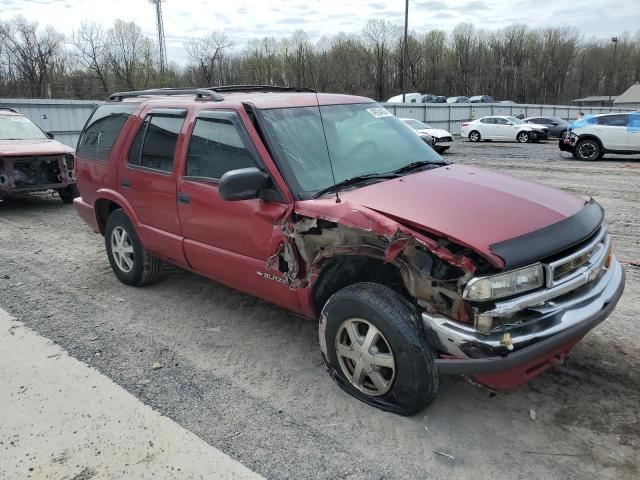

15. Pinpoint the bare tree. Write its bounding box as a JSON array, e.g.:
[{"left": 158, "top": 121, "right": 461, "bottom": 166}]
[
  {"left": 71, "top": 22, "right": 110, "bottom": 93},
  {"left": 185, "top": 31, "right": 233, "bottom": 86}
]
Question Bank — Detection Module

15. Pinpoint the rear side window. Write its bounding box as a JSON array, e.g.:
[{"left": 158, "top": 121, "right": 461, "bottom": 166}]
[
  {"left": 128, "top": 114, "right": 185, "bottom": 173},
  {"left": 185, "top": 117, "right": 255, "bottom": 180},
  {"left": 77, "top": 104, "right": 136, "bottom": 161},
  {"left": 597, "top": 114, "right": 627, "bottom": 127},
  {"left": 480, "top": 118, "right": 493, "bottom": 124}
]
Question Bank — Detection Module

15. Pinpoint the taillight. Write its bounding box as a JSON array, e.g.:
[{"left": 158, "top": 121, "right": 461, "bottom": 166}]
[{"left": 461, "top": 123, "right": 469, "bottom": 127}]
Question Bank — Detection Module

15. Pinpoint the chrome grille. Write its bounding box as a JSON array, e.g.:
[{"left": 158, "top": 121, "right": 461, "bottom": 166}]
[{"left": 544, "top": 226, "right": 608, "bottom": 288}]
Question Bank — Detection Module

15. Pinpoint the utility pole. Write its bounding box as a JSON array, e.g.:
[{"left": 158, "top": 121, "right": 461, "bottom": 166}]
[
  {"left": 401, "top": 0, "right": 408, "bottom": 103},
  {"left": 609, "top": 36, "right": 618, "bottom": 105},
  {"left": 149, "top": 0, "right": 168, "bottom": 73}
]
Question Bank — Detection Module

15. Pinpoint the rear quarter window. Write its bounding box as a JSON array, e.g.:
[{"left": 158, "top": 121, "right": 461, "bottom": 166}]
[
  {"left": 77, "top": 104, "right": 137, "bottom": 161},
  {"left": 597, "top": 114, "right": 628, "bottom": 127}
]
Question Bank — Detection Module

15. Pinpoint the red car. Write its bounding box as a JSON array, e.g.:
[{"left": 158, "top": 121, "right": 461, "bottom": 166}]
[
  {"left": 74, "top": 87, "right": 625, "bottom": 415},
  {"left": 0, "top": 107, "right": 77, "bottom": 203}
]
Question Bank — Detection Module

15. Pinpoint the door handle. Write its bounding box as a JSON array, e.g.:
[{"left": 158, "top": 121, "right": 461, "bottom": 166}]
[
  {"left": 177, "top": 192, "right": 190, "bottom": 204},
  {"left": 121, "top": 178, "right": 131, "bottom": 188}
]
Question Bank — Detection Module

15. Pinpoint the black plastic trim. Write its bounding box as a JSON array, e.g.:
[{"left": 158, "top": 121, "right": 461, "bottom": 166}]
[{"left": 490, "top": 199, "right": 604, "bottom": 269}]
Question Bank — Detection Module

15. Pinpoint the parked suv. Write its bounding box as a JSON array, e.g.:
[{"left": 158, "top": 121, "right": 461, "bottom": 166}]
[
  {"left": 74, "top": 87, "right": 625, "bottom": 415},
  {"left": 560, "top": 112, "right": 640, "bottom": 160},
  {"left": 0, "top": 107, "right": 77, "bottom": 203}
]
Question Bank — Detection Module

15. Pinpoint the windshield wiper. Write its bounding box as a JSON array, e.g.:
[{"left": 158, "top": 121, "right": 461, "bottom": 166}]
[
  {"left": 390, "top": 160, "right": 446, "bottom": 175},
  {"left": 313, "top": 172, "right": 398, "bottom": 198}
]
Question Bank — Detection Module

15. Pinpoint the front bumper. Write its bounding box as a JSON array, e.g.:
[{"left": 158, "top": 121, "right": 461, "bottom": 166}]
[{"left": 423, "top": 256, "right": 625, "bottom": 380}]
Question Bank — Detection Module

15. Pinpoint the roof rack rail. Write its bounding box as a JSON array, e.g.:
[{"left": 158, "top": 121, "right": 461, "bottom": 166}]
[
  {"left": 209, "top": 85, "right": 316, "bottom": 94},
  {"left": 108, "top": 88, "right": 224, "bottom": 102},
  {"left": 0, "top": 106, "right": 20, "bottom": 113}
]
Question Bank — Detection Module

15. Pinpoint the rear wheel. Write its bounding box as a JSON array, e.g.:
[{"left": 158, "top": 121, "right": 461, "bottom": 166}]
[
  {"left": 320, "top": 282, "right": 438, "bottom": 416},
  {"left": 517, "top": 131, "right": 530, "bottom": 143},
  {"left": 105, "top": 209, "right": 162, "bottom": 286},
  {"left": 575, "top": 139, "right": 602, "bottom": 161},
  {"left": 468, "top": 130, "right": 481, "bottom": 142}
]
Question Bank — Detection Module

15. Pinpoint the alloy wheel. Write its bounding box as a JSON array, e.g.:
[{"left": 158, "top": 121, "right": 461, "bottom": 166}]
[
  {"left": 578, "top": 141, "right": 598, "bottom": 160},
  {"left": 517, "top": 132, "right": 529, "bottom": 143},
  {"left": 110, "top": 226, "right": 134, "bottom": 273},
  {"left": 335, "top": 318, "right": 396, "bottom": 396}
]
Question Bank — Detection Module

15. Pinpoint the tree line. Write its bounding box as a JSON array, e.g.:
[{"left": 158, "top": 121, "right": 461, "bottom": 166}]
[{"left": 1, "top": 16, "right": 639, "bottom": 103}]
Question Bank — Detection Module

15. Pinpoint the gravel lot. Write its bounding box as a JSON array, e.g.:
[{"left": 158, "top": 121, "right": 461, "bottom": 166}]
[{"left": 1, "top": 139, "right": 639, "bottom": 479}]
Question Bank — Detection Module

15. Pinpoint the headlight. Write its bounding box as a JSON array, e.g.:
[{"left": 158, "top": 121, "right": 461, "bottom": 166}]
[{"left": 463, "top": 263, "right": 544, "bottom": 301}]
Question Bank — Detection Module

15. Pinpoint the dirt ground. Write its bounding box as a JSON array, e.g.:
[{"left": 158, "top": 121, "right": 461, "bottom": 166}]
[{"left": 1, "top": 140, "right": 639, "bottom": 480}]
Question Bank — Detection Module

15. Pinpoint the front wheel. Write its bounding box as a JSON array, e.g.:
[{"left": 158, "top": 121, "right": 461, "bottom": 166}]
[
  {"left": 435, "top": 146, "right": 449, "bottom": 154},
  {"left": 105, "top": 209, "right": 162, "bottom": 286},
  {"left": 575, "top": 139, "right": 602, "bottom": 161},
  {"left": 517, "top": 131, "right": 530, "bottom": 143},
  {"left": 57, "top": 184, "right": 78, "bottom": 204},
  {"left": 320, "top": 282, "right": 438, "bottom": 416}
]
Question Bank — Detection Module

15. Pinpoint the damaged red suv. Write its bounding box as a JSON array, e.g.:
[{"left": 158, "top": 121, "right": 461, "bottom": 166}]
[
  {"left": 0, "top": 107, "right": 77, "bottom": 203},
  {"left": 74, "top": 87, "right": 625, "bottom": 415}
]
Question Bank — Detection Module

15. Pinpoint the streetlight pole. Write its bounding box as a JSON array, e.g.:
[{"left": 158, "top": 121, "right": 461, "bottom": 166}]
[
  {"left": 401, "top": 0, "right": 409, "bottom": 103},
  {"left": 609, "top": 37, "right": 618, "bottom": 106}
]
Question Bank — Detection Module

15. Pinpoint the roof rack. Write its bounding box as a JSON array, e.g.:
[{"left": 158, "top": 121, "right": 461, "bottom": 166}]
[
  {"left": 0, "top": 106, "right": 20, "bottom": 113},
  {"left": 108, "top": 88, "right": 223, "bottom": 102},
  {"left": 209, "top": 85, "right": 316, "bottom": 94}
]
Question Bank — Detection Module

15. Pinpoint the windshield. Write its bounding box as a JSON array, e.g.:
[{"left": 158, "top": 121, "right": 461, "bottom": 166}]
[
  {"left": 507, "top": 117, "right": 524, "bottom": 124},
  {"left": 0, "top": 115, "right": 47, "bottom": 140},
  {"left": 260, "top": 103, "right": 444, "bottom": 198},
  {"left": 402, "top": 119, "right": 432, "bottom": 130}
]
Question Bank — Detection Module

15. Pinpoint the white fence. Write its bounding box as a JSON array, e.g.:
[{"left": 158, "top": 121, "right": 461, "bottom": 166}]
[{"left": 381, "top": 103, "right": 633, "bottom": 135}]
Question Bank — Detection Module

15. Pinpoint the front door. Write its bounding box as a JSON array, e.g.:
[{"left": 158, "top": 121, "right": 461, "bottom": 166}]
[
  {"left": 176, "top": 109, "right": 299, "bottom": 311},
  {"left": 118, "top": 108, "right": 188, "bottom": 265}
]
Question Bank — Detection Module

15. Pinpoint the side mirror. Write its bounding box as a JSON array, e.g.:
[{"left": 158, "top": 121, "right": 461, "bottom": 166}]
[
  {"left": 218, "top": 167, "right": 270, "bottom": 201},
  {"left": 46, "top": 131, "right": 54, "bottom": 139}
]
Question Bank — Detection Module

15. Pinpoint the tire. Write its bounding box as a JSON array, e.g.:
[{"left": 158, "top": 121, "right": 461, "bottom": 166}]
[
  {"left": 57, "top": 184, "right": 79, "bottom": 204},
  {"left": 517, "top": 131, "right": 530, "bottom": 143},
  {"left": 468, "top": 130, "right": 481, "bottom": 142},
  {"left": 104, "top": 209, "right": 162, "bottom": 286},
  {"left": 320, "top": 282, "right": 438, "bottom": 416},
  {"left": 575, "top": 138, "right": 602, "bottom": 161},
  {"left": 435, "top": 147, "right": 449, "bottom": 154}
]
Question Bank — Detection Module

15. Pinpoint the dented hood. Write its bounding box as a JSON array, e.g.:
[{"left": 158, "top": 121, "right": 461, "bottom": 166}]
[
  {"left": 330, "top": 164, "right": 586, "bottom": 265},
  {"left": 0, "top": 139, "right": 73, "bottom": 157}
]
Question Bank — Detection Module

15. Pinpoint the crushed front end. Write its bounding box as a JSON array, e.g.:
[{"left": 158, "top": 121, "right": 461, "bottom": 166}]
[
  {"left": 424, "top": 223, "right": 625, "bottom": 389},
  {"left": 0, "top": 154, "right": 75, "bottom": 196}
]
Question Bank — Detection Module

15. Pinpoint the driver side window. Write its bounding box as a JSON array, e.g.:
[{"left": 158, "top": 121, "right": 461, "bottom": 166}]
[{"left": 185, "top": 117, "right": 255, "bottom": 181}]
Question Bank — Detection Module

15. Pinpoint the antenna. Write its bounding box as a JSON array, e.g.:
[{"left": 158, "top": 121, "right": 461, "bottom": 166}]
[
  {"left": 314, "top": 92, "right": 341, "bottom": 204},
  {"left": 149, "top": 0, "right": 168, "bottom": 73}
]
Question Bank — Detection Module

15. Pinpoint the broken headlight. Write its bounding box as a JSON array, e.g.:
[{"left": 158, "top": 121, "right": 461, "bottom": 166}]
[{"left": 463, "top": 263, "right": 544, "bottom": 301}]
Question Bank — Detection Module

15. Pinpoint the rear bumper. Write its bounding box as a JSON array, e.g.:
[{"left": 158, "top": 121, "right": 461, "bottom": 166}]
[
  {"left": 425, "top": 257, "right": 625, "bottom": 383},
  {"left": 73, "top": 196, "right": 100, "bottom": 233}
]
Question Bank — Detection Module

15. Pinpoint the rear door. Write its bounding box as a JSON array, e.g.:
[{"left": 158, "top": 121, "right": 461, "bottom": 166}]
[
  {"left": 176, "top": 108, "right": 299, "bottom": 311},
  {"left": 118, "top": 107, "right": 188, "bottom": 265},
  {"left": 596, "top": 114, "right": 628, "bottom": 150},
  {"left": 627, "top": 112, "right": 640, "bottom": 151}
]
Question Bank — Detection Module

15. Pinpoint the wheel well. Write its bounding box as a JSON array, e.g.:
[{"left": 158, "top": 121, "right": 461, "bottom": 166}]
[
  {"left": 95, "top": 199, "right": 122, "bottom": 235},
  {"left": 576, "top": 134, "right": 603, "bottom": 148},
  {"left": 311, "top": 255, "right": 408, "bottom": 313}
]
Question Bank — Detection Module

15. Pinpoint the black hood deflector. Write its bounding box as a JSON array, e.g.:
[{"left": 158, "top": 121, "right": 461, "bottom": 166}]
[{"left": 490, "top": 198, "right": 604, "bottom": 269}]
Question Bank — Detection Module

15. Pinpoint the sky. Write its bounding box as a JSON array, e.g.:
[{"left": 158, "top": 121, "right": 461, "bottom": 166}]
[{"left": 1, "top": 0, "right": 639, "bottom": 65}]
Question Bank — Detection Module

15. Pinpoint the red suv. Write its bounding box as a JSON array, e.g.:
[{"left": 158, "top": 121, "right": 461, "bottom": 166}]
[
  {"left": 74, "top": 87, "right": 625, "bottom": 415},
  {"left": 1, "top": 107, "right": 77, "bottom": 203}
]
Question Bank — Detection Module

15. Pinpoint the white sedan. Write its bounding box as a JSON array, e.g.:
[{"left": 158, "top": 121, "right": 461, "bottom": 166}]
[
  {"left": 399, "top": 118, "right": 454, "bottom": 153},
  {"left": 460, "top": 116, "right": 547, "bottom": 143}
]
